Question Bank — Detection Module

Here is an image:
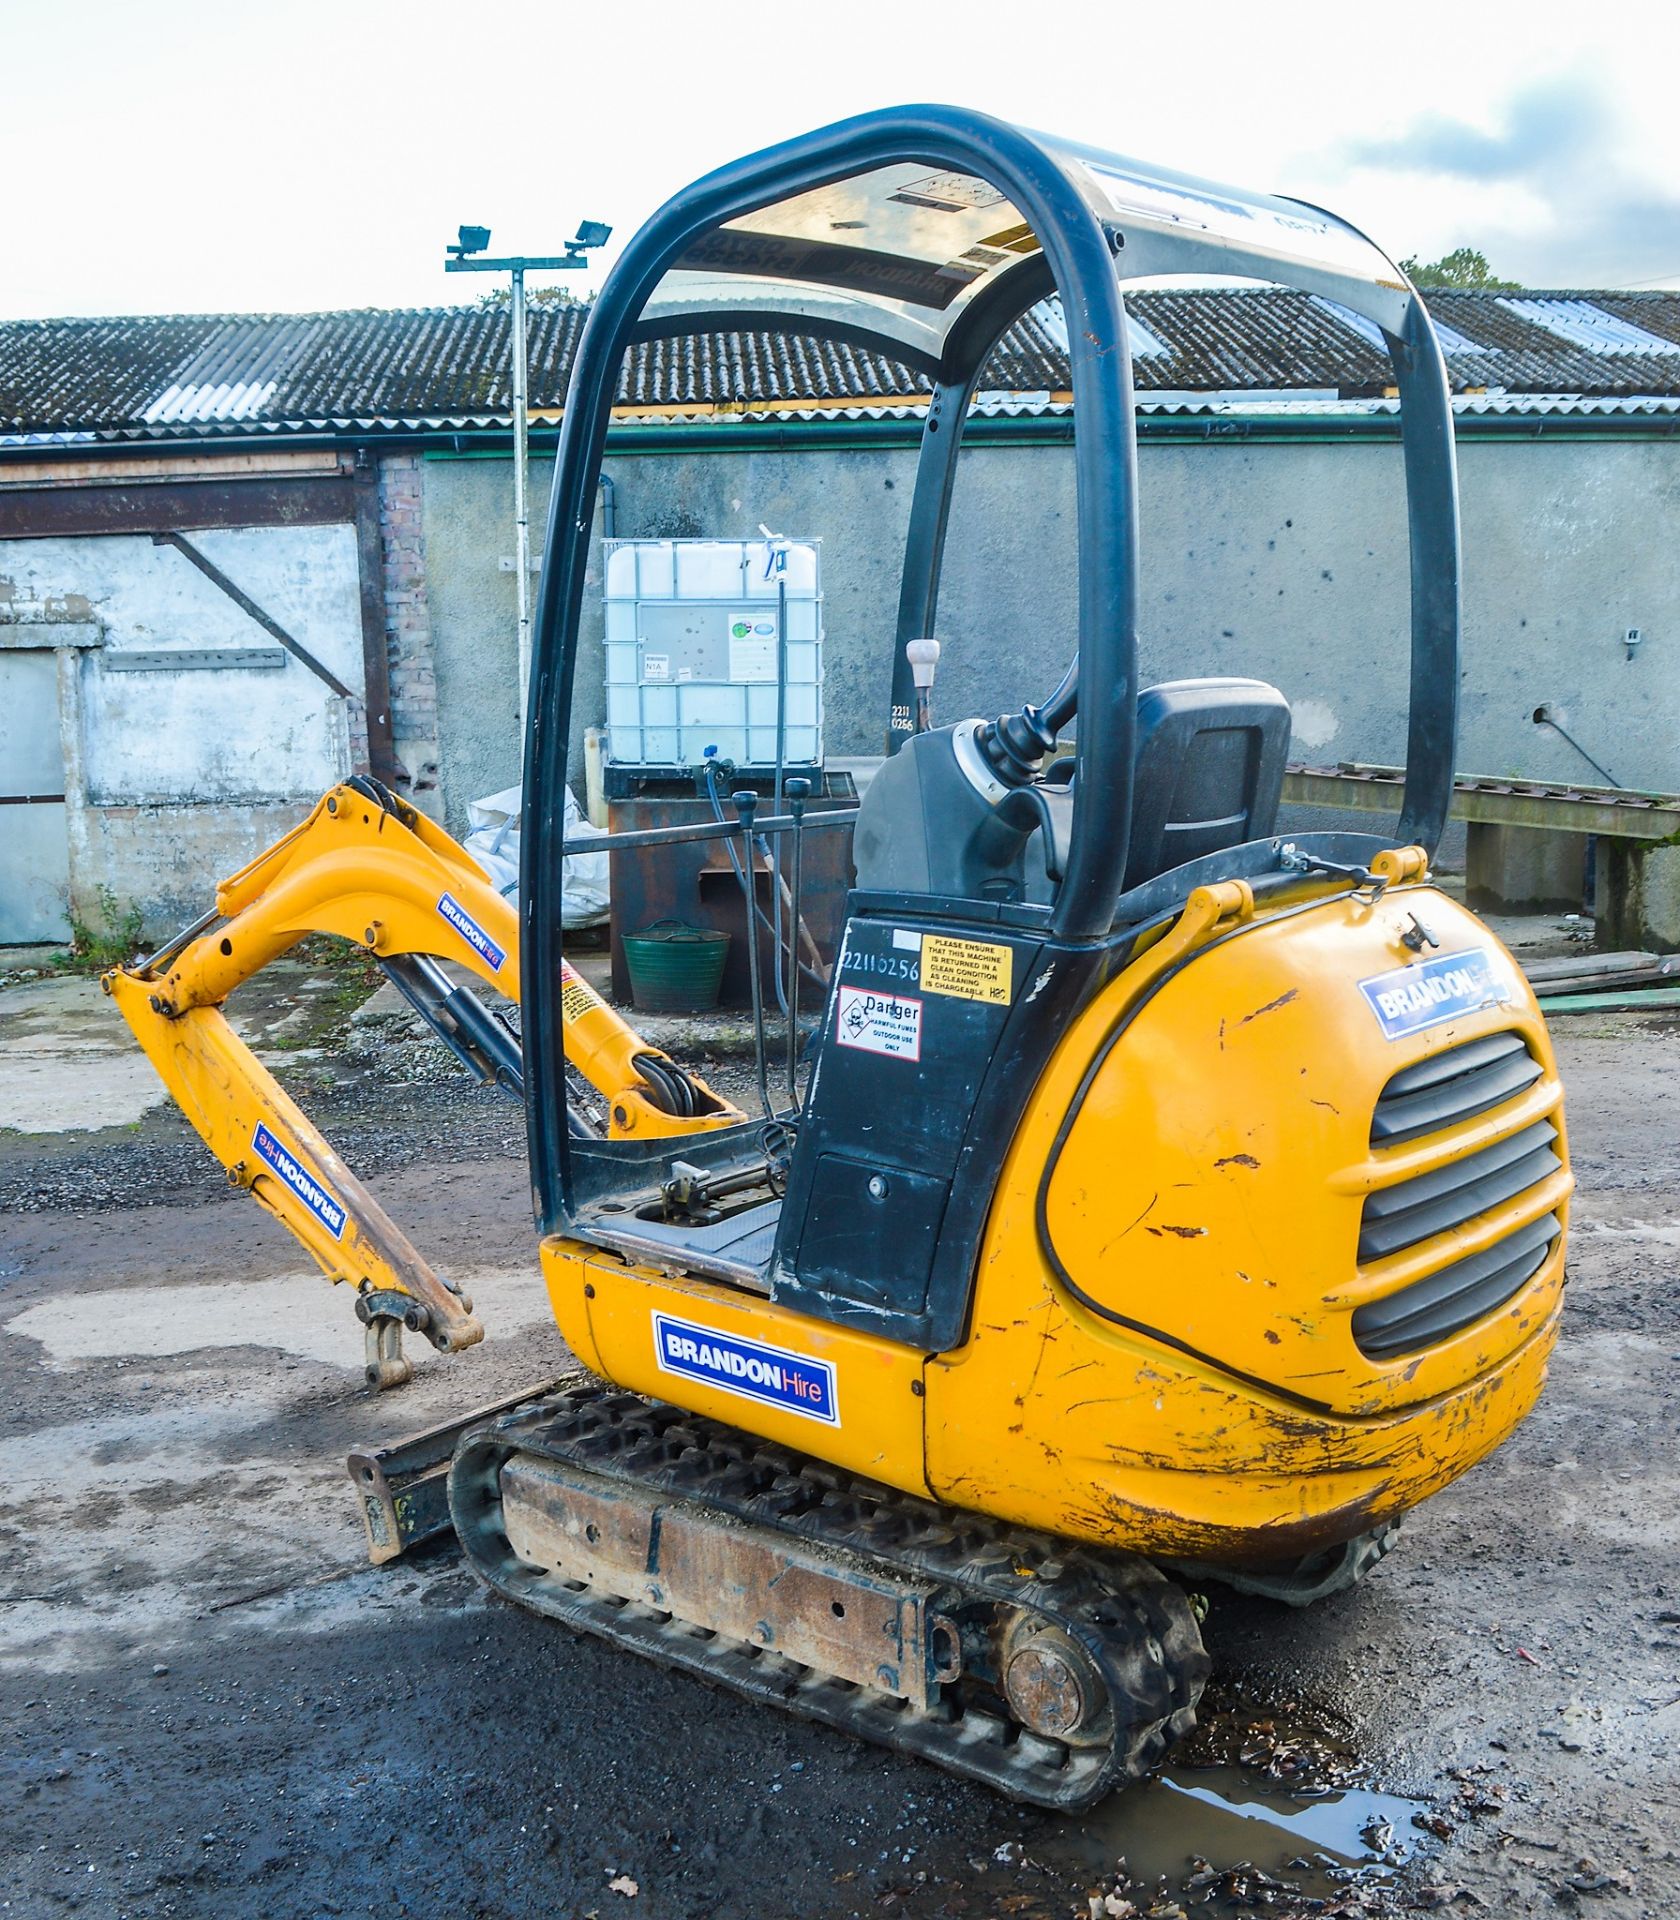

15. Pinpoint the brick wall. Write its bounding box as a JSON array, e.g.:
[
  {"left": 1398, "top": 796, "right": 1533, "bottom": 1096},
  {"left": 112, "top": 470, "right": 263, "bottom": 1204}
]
[{"left": 378, "top": 453, "right": 441, "bottom": 813}]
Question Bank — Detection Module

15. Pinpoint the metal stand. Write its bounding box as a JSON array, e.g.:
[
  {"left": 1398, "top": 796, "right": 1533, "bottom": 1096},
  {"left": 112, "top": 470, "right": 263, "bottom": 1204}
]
[
  {"left": 732, "top": 789, "right": 774, "bottom": 1119},
  {"left": 784, "top": 777, "right": 811, "bottom": 1111}
]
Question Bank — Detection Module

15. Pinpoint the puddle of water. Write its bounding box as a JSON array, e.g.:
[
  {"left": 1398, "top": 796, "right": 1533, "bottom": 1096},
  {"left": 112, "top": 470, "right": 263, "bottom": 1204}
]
[
  {"left": 2, "top": 1263, "right": 551, "bottom": 1369},
  {"left": 1040, "top": 1763, "right": 1424, "bottom": 1912}
]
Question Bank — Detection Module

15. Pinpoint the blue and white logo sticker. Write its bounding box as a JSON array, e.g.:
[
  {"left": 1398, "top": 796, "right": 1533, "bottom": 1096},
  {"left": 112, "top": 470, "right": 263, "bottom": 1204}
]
[
  {"left": 438, "top": 892, "right": 505, "bottom": 973},
  {"left": 653, "top": 1313, "right": 839, "bottom": 1425},
  {"left": 252, "top": 1122, "right": 347, "bottom": 1239},
  {"left": 1358, "top": 947, "right": 1517, "bottom": 1042}
]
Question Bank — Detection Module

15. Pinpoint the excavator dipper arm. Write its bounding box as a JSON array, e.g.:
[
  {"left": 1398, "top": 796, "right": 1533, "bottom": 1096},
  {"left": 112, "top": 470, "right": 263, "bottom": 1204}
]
[{"left": 107, "top": 777, "right": 739, "bottom": 1386}]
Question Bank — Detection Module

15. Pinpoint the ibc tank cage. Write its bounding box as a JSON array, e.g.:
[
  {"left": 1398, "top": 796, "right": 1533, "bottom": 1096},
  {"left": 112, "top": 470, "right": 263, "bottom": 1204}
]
[{"left": 601, "top": 535, "right": 823, "bottom": 779}]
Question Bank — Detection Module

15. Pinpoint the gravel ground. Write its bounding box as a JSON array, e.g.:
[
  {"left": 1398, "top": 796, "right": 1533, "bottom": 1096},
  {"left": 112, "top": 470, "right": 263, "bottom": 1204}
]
[{"left": 1, "top": 957, "right": 1676, "bottom": 1919}]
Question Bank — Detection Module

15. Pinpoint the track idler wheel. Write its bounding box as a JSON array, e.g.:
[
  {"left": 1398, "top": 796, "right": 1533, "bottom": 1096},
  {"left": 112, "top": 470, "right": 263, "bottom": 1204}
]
[{"left": 1000, "top": 1616, "right": 1113, "bottom": 1745}]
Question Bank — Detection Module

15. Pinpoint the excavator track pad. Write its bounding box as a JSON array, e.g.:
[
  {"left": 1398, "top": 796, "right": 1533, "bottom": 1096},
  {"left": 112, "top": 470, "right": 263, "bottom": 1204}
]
[{"left": 449, "top": 1382, "right": 1208, "bottom": 1809}]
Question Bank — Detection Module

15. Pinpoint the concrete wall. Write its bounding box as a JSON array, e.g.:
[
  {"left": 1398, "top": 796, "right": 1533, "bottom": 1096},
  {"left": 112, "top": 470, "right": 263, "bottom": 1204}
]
[
  {"left": 1454, "top": 437, "right": 1680, "bottom": 791},
  {"left": 423, "top": 446, "right": 919, "bottom": 825},
  {"left": 0, "top": 426, "right": 1665, "bottom": 933},
  {"left": 379, "top": 455, "right": 442, "bottom": 809},
  {"left": 420, "top": 454, "right": 545, "bottom": 825},
  {"left": 419, "top": 430, "right": 1680, "bottom": 836},
  {"left": 0, "top": 525, "right": 364, "bottom": 932}
]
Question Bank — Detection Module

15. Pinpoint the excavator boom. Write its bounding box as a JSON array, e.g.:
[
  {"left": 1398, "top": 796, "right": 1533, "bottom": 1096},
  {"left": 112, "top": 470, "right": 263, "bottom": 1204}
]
[{"left": 108, "top": 776, "right": 739, "bottom": 1385}]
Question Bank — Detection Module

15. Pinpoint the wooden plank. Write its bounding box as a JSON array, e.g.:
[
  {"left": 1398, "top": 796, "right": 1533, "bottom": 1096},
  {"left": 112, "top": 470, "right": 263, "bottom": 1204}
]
[
  {"left": 1284, "top": 765, "right": 1680, "bottom": 841},
  {"left": 1537, "top": 985, "right": 1680, "bottom": 1014},
  {"left": 0, "top": 472, "right": 357, "bottom": 538}
]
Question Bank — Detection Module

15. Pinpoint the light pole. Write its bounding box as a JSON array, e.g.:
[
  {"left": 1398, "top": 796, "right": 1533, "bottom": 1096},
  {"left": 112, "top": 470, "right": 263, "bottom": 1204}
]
[{"left": 445, "top": 219, "right": 611, "bottom": 724}]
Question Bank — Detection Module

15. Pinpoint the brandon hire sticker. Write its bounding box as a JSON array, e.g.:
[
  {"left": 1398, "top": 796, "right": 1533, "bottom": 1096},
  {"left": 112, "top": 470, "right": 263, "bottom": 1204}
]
[
  {"left": 1358, "top": 947, "right": 1516, "bottom": 1041},
  {"left": 438, "top": 892, "right": 506, "bottom": 973},
  {"left": 653, "top": 1313, "right": 839, "bottom": 1424},
  {"left": 834, "top": 985, "right": 922, "bottom": 1061},
  {"left": 252, "top": 1122, "right": 346, "bottom": 1239}
]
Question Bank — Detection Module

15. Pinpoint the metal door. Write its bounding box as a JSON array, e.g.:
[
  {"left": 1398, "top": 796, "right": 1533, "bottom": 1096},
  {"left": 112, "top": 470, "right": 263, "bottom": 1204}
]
[{"left": 0, "top": 650, "right": 71, "bottom": 943}]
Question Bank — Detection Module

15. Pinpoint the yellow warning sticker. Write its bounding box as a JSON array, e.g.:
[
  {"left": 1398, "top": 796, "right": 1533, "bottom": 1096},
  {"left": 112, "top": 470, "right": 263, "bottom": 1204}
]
[
  {"left": 978, "top": 220, "right": 1040, "bottom": 255},
  {"left": 560, "top": 966, "right": 598, "bottom": 1025},
  {"left": 921, "top": 935, "right": 1013, "bottom": 1006}
]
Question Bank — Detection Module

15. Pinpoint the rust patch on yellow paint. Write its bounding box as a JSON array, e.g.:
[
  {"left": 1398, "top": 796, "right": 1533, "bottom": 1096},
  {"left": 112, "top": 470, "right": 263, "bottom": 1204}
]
[{"left": 1239, "top": 987, "right": 1299, "bottom": 1025}]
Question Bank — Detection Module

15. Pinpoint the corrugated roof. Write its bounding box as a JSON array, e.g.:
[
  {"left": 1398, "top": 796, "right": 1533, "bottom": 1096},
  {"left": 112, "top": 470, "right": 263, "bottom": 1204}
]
[
  {"left": 582, "top": 393, "right": 1680, "bottom": 429},
  {"left": 1495, "top": 296, "right": 1680, "bottom": 358},
  {"left": 4, "top": 289, "right": 1680, "bottom": 443}
]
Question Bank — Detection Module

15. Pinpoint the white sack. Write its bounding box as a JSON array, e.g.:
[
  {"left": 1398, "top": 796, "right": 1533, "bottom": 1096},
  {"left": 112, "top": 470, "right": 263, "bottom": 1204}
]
[{"left": 464, "top": 783, "right": 610, "bottom": 929}]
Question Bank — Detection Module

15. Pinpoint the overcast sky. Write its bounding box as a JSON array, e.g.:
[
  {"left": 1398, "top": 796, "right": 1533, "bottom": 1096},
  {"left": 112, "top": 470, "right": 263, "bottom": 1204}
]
[{"left": 4, "top": 0, "right": 1680, "bottom": 320}]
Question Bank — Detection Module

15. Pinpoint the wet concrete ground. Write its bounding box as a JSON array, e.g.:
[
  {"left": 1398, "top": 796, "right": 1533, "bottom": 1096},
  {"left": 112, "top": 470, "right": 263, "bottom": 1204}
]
[{"left": 1, "top": 952, "right": 1677, "bottom": 1917}]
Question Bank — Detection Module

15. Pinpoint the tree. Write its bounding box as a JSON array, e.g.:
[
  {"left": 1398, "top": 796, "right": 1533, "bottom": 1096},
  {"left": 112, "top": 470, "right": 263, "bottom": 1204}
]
[
  {"left": 472, "top": 284, "right": 585, "bottom": 309},
  {"left": 1398, "top": 248, "right": 1521, "bottom": 291}
]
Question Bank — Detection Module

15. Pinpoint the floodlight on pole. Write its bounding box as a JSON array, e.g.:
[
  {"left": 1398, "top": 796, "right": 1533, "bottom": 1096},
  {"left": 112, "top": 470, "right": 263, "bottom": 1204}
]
[{"left": 442, "top": 218, "right": 612, "bottom": 726}]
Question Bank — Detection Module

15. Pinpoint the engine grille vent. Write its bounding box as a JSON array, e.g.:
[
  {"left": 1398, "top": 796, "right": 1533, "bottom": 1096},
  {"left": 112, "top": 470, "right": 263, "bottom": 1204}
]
[
  {"left": 1369, "top": 1031, "right": 1542, "bottom": 1147},
  {"left": 1356, "top": 1031, "right": 1559, "bottom": 1359},
  {"left": 1353, "top": 1213, "right": 1557, "bottom": 1358},
  {"left": 1359, "top": 1118, "right": 1561, "bottom": 1264}
]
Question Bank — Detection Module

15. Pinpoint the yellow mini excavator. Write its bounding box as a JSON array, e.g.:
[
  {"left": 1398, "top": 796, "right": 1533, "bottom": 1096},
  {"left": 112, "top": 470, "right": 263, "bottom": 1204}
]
[{"left": 113, "top": 107, "right": 1571, "bottom": 1809}]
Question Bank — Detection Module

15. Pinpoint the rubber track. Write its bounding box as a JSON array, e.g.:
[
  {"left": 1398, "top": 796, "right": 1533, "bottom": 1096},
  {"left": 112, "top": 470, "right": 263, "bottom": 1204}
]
[{"left": 449, "top": 1381, "right": 1209, "bottom": 1810}]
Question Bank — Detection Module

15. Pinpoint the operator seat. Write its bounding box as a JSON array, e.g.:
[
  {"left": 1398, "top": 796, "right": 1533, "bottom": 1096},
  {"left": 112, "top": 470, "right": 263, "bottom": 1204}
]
[
  {"left": 1119, "top": 677, "right": 1291, "bottom": 891},
  {"left": 852, "top": 676, "right": 1292, "bottom": 908}
]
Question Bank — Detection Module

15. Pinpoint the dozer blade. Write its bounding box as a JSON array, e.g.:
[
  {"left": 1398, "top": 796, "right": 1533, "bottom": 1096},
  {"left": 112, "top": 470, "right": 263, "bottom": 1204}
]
[
  {"left": 348, "top": 1375, "right": 578, "bottom": 1563},
  {"left": 449, "top": 1382, "right": 1208, "bottom": 1810}
]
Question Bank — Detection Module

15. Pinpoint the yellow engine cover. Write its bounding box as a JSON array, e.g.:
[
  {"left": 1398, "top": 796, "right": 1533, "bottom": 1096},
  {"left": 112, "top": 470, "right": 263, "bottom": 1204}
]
[{"left": 924, "top": 881, "right": 1569, "bottom": 1564}]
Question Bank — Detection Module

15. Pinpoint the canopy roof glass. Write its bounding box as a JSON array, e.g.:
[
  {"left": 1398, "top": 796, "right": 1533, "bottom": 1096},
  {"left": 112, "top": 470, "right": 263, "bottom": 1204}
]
[{"left": 644, "top": 144, "right": 1410, "bottom": 368}]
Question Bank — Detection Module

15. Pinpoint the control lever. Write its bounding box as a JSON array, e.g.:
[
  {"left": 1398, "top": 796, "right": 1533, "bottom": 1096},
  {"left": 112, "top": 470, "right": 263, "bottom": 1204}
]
[
  {"left": 732, "top": 788, "right": 775, "bottom": 1119},
  {"left": 662, "top": 1155, "right": 776, "bottom": 1223},
  {"left": 906, "top": 636, "right": 941, "bottom": 735},
  {"left": 784, "top": 777, "right": 811, "bottom": 1110}
]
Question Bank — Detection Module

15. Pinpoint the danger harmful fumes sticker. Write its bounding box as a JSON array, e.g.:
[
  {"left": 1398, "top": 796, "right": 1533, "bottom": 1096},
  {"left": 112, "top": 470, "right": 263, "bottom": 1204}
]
[{"left": 834, "top": 985, "right": 922, "bottom": 1061}]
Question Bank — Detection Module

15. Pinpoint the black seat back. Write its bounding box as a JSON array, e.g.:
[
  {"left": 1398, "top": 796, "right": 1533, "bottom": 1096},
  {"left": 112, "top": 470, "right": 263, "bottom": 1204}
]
[{"left": 1122, "top": 677, "right": 1291, "bottom": 891}]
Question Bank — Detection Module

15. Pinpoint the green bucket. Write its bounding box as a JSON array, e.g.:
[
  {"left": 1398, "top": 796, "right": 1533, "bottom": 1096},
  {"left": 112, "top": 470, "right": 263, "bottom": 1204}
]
[{"left": 622, "top": 918, "right": 731, "bottom": 1014}]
